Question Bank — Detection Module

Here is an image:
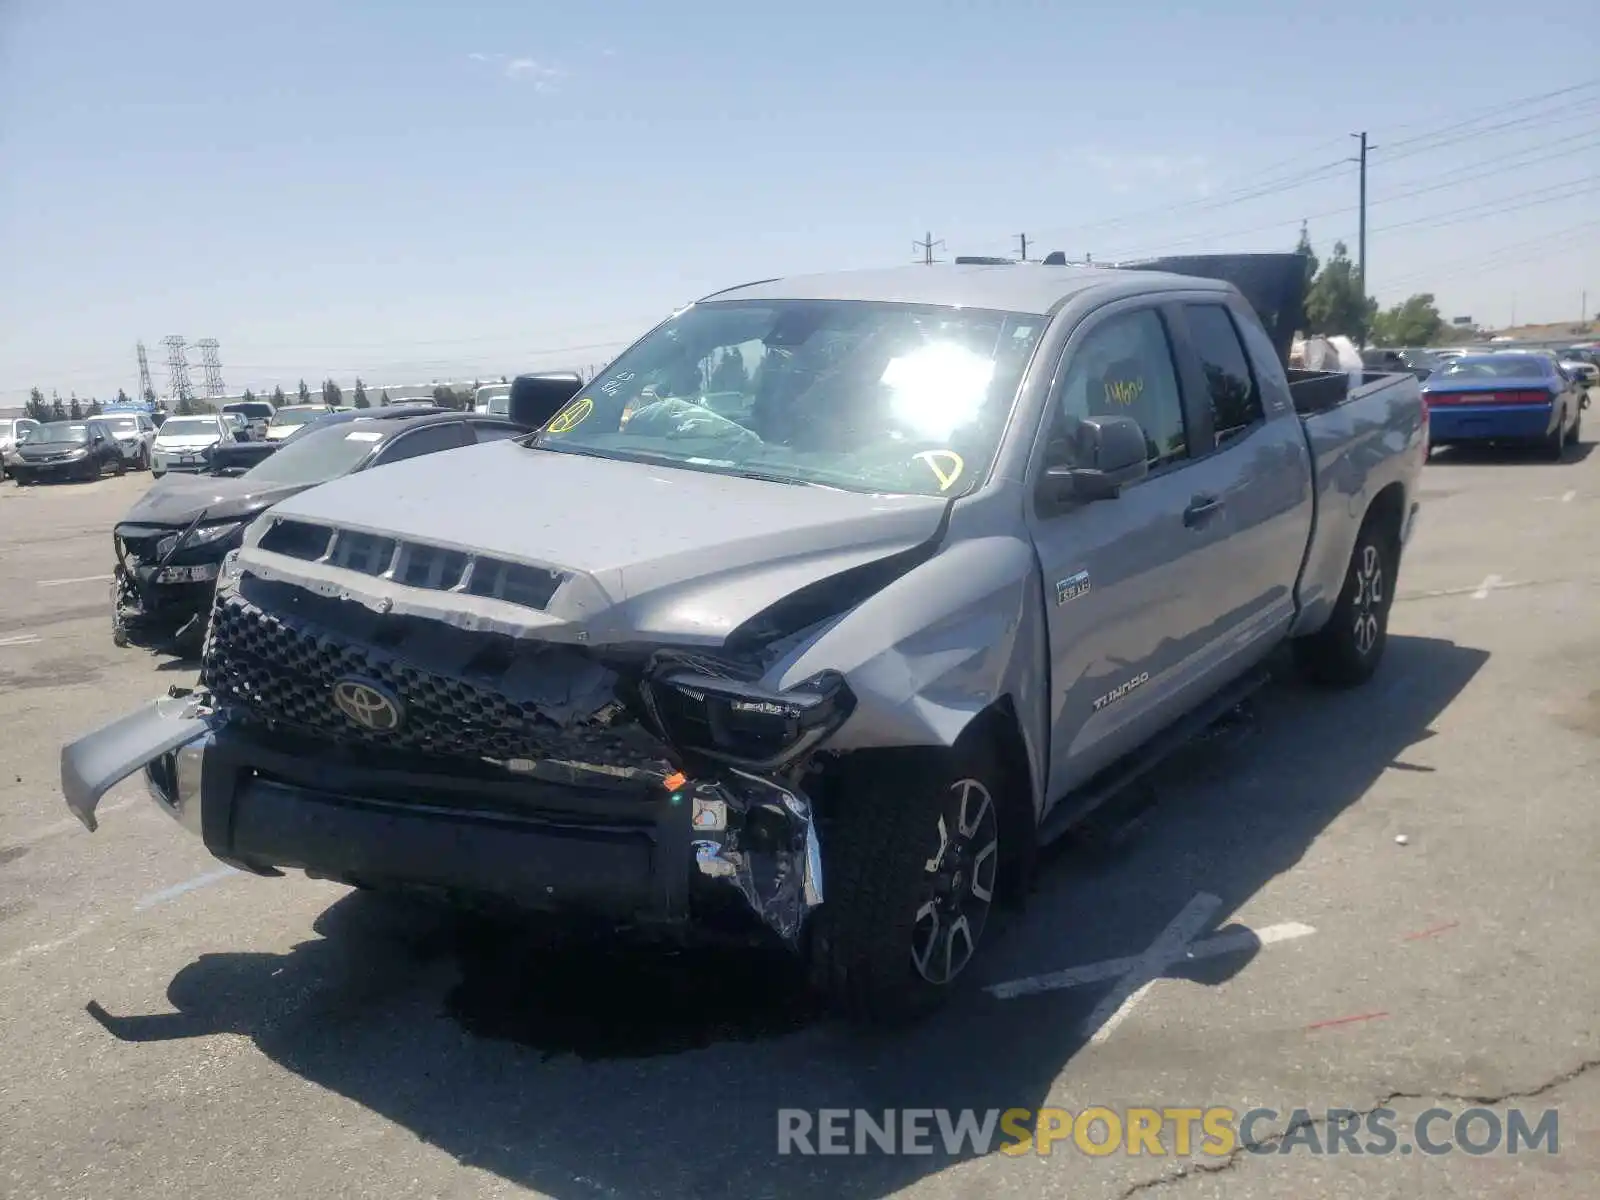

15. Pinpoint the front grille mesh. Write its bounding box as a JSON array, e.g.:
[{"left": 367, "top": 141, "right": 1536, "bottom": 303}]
[{"left": 202, "top": 589, "right": 656, "bottom": 767}]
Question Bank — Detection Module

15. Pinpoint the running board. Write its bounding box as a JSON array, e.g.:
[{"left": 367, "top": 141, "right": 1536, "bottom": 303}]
[{"left": 1036, "top": 667, "right": 1272, "bottom": 848}]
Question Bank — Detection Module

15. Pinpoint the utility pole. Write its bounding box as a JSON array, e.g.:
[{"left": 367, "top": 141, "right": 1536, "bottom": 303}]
[
  {"left": 912, "top": 231, "right": 945, "bottom": 265},
  {"left": 162, "top": 335, "right": 193, "bottom": 407},
  {"left": 1349, "top": 132, "right": 1373, "bottom": 346},
  {"left": 1017, "top": 233, "right": 1030, "bottom": 262}
]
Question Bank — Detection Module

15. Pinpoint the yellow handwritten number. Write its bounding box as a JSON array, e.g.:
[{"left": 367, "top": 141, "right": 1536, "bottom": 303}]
[{"left": 1103, "top": 378, "right": 1144, "bottom": 407}]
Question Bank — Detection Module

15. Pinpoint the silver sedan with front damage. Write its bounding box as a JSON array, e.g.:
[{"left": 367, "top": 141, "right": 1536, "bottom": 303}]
[{"left": 62, "top": 254, "right": 1424, "bottom": 1025}]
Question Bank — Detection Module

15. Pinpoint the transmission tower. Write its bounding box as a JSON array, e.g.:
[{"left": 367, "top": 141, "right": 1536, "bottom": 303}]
[
  {"left": 136, "top": 341, "right": 157, "bottom": 404},
  {"left": 195, "top": 338, "right": 226, "bottom": 398},
  {"left": 162, "top": 335, "right": 193, "bottom": 402}
]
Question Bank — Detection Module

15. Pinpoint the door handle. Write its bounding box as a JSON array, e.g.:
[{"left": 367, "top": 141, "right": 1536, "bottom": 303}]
[{"left": 1183, "top": 495, "right": 1223, "bottom": 527}]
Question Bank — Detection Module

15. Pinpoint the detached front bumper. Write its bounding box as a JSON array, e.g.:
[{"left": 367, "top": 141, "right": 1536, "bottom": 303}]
[{"left": 60, "top": 697, "right": 824, "bottom": 943}]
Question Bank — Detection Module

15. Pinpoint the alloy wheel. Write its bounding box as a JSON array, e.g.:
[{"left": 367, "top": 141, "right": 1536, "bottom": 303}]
[
  {"left": 911, "top": 778, "right": 1000, "bottom": 986},
  {"left": 1352, "top": 542, "right": 1384, "bottom": 657}
]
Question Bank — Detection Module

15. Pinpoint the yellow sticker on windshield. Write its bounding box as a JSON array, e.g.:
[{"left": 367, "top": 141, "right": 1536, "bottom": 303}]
[
  {"left": 914, "top": 449, "right": 965, "bottom": 492},
  {"left": 546, "top": 396, "right": 593, "bottom": 434}
]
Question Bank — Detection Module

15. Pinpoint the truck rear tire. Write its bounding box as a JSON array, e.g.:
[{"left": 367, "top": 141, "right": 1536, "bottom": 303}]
[
  {"left": 809, "top": 749, "right": 1003, "bottom": 1024},
  {"left": 1294, "top": 520, "right": 1396, "bottom": 688}
]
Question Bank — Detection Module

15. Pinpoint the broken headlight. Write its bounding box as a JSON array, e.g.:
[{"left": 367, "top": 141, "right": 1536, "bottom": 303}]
[{"left": 645, "top": 668, "right": 855, "bottom": 771}]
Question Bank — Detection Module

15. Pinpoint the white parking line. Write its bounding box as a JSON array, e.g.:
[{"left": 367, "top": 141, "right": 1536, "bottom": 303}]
[
  {"left": 11, "top": 796, "right": 143, "bottom": 849},
  {"left": 36, "top": 574, "right": 111, "bottom": 587},
  {"left": 134, "top": 867, "right": 241, "bottom": 911},
  {"left": 1471, "top": 574, "right": 1503, "bottom": 600},
  {"left": 0, "top": 634, "right": 41, "bottom": 648},
  {"left": 1561, "top": 490, "right": 1576, "bottom": 503},
  {"left": 987, "top": 909, "right": 1317, "bottom": 1014}
]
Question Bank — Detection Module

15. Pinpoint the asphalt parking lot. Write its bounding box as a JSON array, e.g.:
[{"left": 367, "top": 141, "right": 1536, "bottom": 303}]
[{"left": 2, "top": 425, "right": 1598, "bottom": 1200}]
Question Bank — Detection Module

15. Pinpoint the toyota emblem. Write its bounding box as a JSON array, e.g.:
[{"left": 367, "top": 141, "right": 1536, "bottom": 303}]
[{"left": 331, "top": 678, "right": 404, "bottom": 732}]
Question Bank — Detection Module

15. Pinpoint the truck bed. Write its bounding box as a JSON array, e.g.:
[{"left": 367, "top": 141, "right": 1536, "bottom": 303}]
[{"left": 1289, "top": 368, "right": 1426, "bottom": 638}]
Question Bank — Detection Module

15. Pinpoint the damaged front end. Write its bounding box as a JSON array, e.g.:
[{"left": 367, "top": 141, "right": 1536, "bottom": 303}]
[
  {"left": 111, "top": 516, "right": 241, "bottom": 651},
  {"left": 64, "top": 564, "right": 844, "bottom": 947}
]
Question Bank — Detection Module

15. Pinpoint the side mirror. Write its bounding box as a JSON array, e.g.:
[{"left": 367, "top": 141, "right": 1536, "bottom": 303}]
[
  {"left": 510, "top": 371, "right": 585, "bottom": 428},
  {"left": 1040, "top": 415, "right": 1150, "bottom": 504}
]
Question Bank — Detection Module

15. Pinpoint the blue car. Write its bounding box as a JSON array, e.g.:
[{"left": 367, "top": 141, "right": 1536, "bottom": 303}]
[{"left": 1422, "top": 352, "right": 1588, "bottom": 461}]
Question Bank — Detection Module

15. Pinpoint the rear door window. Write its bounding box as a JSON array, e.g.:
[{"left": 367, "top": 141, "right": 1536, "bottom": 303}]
[
  {"left": 1184, "top": 304, "right": 1266, "bottom": 446},
  {"left": 375, "top": 422, "right": 469, "bottom": 463}
]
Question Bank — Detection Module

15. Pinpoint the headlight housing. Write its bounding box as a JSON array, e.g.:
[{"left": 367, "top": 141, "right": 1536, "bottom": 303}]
[
  {"left": 642, "top": 668, "right": 855, "bottom": 771},
  {"left": 157, "top": 521, "right": 246, "bottom": 558}
]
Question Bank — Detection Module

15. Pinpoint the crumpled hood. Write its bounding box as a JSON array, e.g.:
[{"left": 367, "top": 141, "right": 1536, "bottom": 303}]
[
  {"left": 247, "top": 440, "right": 951, "bottom": 645},
  {"left": 120, "top": 472, "right": 309, "bottom": 527}
]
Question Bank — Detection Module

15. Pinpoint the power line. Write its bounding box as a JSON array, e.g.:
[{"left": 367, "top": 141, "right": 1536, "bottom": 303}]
[
  {"left": 1376, "top": 77, "right": 1600, "bottom": 153},
  {"left": 1377, "top": 216, "right": 1600, "bottom": 292},
  {"left": 1374, "top": 97, "right": 1600, "bottom": 165}
]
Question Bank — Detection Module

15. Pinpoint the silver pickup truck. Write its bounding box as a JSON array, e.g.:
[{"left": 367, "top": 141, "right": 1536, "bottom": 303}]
[{"left": 61, "top": 253, "right": 1425, "bottom": 1024}]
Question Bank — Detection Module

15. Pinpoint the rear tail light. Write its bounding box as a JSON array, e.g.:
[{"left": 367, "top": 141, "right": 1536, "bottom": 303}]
[{"left": 1423, "top": 389, "right": 1553, "bottom": 407}]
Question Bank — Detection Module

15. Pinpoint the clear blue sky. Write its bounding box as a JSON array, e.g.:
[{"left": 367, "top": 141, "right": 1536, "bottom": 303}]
[{"left": 2, "top": 0, "right": 1596, "bottom": 405}]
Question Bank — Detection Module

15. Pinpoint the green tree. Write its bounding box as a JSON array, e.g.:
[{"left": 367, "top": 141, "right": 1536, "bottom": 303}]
[
  {"left": 297, "top": 379, "right": 311, "bottom": 403},
  {"left": 380, "top": 388, "right": 391, "bottom": 406},
  {"left": 1304, "top": 240, "right": 1376, "bottom": 341},
  {"left": 50, "top": 392, "right": 66, "bottom": 420},
  {"left": 26, "top": 388, "right": 50, "bottom": 421},
  {"left": 87, "top": 398, "right": 103, "bottom": 415},
  {"left": 241, "top": 388, "right": 256, "bottom": 405},
  {"left": 68, "top": 393, "right": 83, "bottom": 420},
  {"left": 115, "top": 388, "right": 131, "bottom": 406},
  {"left": 271, "top": 385, "right": 286, "bottom": 405},
  {"left": 431, "top": 384, "right": 463, "bottom": 410},
  {"left": 175, "top": 393, "right": 194, "bottom": 416},
  {"left": 322, "top": 378, "right": 343, "bottom": 406},
  {"left": 1369, "top": 293, "right": 1444, "bottom": 347},
  {"left": 353, "top": 377, "right": 369, "bottom": 408},
  {"left": 1294, "top": 222, "right": 1320, "bottom": 293}
]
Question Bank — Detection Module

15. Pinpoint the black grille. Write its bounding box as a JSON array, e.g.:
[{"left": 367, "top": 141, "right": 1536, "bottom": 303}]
[
  {"left": 254, "top": 517, "right": 566, "bottom": 611},
  {"left": 202, "top": 590, "right": 659, "bottom": 767}
]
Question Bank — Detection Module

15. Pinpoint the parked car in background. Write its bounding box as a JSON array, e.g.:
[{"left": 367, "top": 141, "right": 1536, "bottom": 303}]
[
  {"left": 10, "top": 419, "right": 128, "bottom": 483},
  {"left": 1557, "top": 352, "right": 1598, "bottom": 388},
  {"left": 264, "top": 403, "right": 335, "bottom": 441},
  {"left": 109, "top": 406, "right": 534, "bottom": 653},
  {"left": 0, "top": 415, "right": 42, "bottom": 480},
  {"left": 150, "top": 413, "right": 233, "bottom": 478},
  {"left": 99, "top": 411, "right": 158, "bottom": 470},
  {"left": 62, "top": 255, "right": 1426, "bottom": 1023},
  {"left": 220, "top": 412, "right": 251, "bottom": 443},
  {"left": 221, "top": 400, "right": 276, "bottom": 440},
  {"left": 1424, "top": 352, "right": 1587, "bottom": 459},
  {"left": 474, "top": 382, "right": 513, "bottom": 415}
]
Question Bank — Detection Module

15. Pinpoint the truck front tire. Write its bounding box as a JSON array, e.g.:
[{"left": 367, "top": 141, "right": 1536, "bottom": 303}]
[
  {"left": 1294, "top": 521, "right": 1397, "bottom": 687},
  {"left": 810, "top": 749, "right": 1003, "bottom": 1024}
]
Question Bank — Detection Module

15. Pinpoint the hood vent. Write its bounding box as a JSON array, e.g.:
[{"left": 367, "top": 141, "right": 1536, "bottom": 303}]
[{"left": 257, "top": 517, "right": 567, "bottom": 612}]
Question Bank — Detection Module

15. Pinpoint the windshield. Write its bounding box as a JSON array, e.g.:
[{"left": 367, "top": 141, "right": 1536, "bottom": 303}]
[
  {"left": 30, "top": 421, "right": 89, "bottom": 444},
  {"left": 531, "top": 299, "right": 1046, "bottom": 497},
  {"left": 269, "top": 407, "right": 326, "bottom": 428},
  {"left": 243, "top": 420, "right": 385, "bottom": 485},
  {"left": 157, "top": 416, "right": 221, "bottom": 438},
  {"left": 225, "top": 402, "right": 274, "bottom": 420},
  {"left": 1434, "top": 355, "right": 1552, "bottom": 380}
]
